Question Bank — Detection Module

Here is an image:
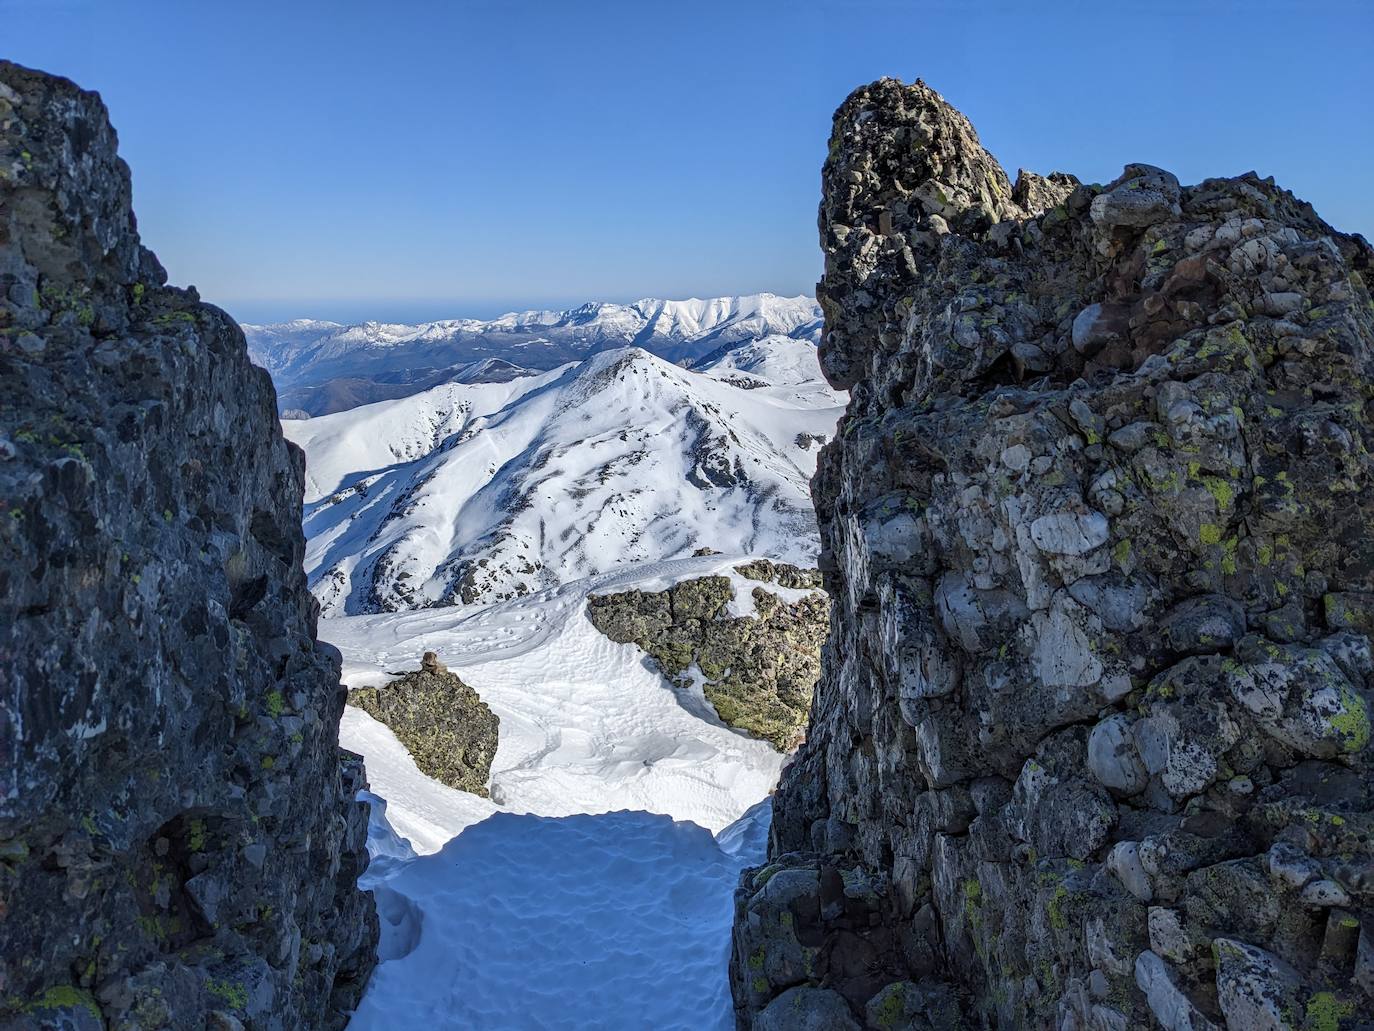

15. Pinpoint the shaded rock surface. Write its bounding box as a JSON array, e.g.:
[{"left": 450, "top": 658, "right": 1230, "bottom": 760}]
[
  {"left": 730, "top": 77, "right": 1374, "bottom": 1030},
  {"left": 347, "top": 653, "right": 498, "bottom": 797},
  {"left": 586, "top": 569, "right": 828, "bottom": 750},
  {"left": 0, "top": 63, "right": 377, "bottom": 1029}
]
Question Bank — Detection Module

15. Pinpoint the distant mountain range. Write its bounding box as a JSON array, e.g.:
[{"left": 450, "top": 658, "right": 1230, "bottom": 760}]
[
  {"left": 244, "top": 294, "right": 822, "bottom": 416},
  {"left": 282, "top": 338, "right": 843, "bottom": 615}
]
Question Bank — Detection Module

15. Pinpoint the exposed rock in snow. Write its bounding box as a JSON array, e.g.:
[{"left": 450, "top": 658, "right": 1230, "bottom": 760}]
[
  {"left": 586, "top": 571, "right": 828, "bottom": 750},
  {"left": 348, "top": 657, "right": 499, "bottom": 797},
  {"left": 285, "top": 342, "right": 845, "bottom": 616}
]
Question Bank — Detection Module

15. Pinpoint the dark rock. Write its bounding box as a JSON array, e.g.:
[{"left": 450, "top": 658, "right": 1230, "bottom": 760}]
[
  {"left": 731, "top": 76, "right": 1374, "bottom": 1031},
  {"left": 348, "top": 658, "right": 498, "bottom": 797},
  {"left": 0, "top": 62, "right": 377, "bottom": 1028}
]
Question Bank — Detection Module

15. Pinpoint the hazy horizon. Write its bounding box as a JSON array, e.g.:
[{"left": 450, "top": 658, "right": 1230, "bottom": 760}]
[
  {"left": 7, "top": 0, "right": 1372, "bottom": 321},
  {"left": 223, "top": 287, "right": 817, "bottom": 328}
]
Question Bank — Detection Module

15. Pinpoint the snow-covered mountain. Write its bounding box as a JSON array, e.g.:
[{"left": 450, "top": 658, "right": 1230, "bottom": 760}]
[
  {"left": 246, "top": 293, "right": 822, "bottom": 415},
  {"left": 284, "top": 337, "right": 844, "bottom": 616}
]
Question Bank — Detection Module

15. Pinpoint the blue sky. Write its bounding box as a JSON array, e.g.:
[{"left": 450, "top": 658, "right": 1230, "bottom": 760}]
[{"left": 6, "top": 0, "right": 1372, "bottom": 323}]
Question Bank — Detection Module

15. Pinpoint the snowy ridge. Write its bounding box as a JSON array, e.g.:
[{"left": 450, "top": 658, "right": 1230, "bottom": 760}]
[
  {"left": 285, "top": 339, "right": 844, "bottom": 616},
  {"left": 244, "top": 292, "right": 822, "bottom": 415}
]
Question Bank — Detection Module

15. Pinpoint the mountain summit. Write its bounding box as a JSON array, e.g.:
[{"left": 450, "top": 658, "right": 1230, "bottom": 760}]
[{"left": 285, "top": 339, "right": 843, "bottom": 615}]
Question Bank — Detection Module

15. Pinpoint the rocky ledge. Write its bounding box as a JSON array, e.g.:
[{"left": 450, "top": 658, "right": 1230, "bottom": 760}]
[
  {"left": 348, "top": 652, "right": 499, "bottom": 797},
  {"left": 0, "top": 63, "right": 377, "bottom": 1029},
  {"left": 586, "top": 567, "right": 828, "bottom": 750},
  {"left": 730, "top": 78, "right": 1374, "bottom": 1030}
]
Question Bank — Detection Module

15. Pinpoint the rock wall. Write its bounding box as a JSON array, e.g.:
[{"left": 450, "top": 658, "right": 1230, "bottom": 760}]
[
  {"left": 731, "top": 78, "right": 1374, "bottom": 1030},
  {"left": 587, "top": 568, "right": 827, "bottom": 750},
  {"left": 348, "top": 652, "right": 498, "bottom": 797},
  {"left": 0, "top": 63, "right": 377, "bottom": 1028}
]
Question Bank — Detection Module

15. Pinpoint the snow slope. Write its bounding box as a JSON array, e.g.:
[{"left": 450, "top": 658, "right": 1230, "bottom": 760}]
[
  {"left": 330, "top": 556, "right": 783, "bottom": 1029},
  {"left": 246, "top": 293, "right": 822, "bottom": 415},
  {"left": 329, "top": 554, "right": 787, "bottom": 835},
  {"left": 286, "top": 341, "right": 844, "bottom": 616}
]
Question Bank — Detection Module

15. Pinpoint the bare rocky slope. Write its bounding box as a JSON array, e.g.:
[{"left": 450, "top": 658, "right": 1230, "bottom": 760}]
[
  {"left": 0, "top": 63, "right": 377, "bottom": 1028},
  {"left": 730, "top": 78, "right": 1374, "bottom": 1030},
  {"left": 586, "top": 563, "right": 828, "bottom": 750}
]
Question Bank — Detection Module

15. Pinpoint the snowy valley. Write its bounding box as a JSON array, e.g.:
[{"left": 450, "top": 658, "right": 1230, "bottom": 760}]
[{"left": 249, "top": 295, "right": 845, "bottom": 1027}]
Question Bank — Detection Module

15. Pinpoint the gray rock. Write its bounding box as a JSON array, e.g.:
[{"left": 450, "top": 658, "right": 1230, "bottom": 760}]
[
  {"left": 1135, "top": 951, "right": 1220, "bottom": 1031},
  {"left": 1212, "top": 939, "right": 1301, "bottom": 1031},
  {"left": 1090, "top": 164, "right": 1183, "bottom": 230},
  {"left": 1161, "top": 594, "right": 1246, "bottom": 654},
  {"left": 753, "top": 986, "right": 859, "bottom": 1031},
  {"left": 1088, "top": 715, "right": 1148, "bottom": 795},
  {"left": 731, "top": 74, "right": 1374, "bottom": 1031},
  {"left": 0, "top": 61, "right": 376, "bottom": 1028}
]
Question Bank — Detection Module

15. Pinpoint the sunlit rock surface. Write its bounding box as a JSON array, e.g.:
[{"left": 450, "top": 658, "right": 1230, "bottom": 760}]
[{"left": 730, "top": 77, "right": 1374, "bottom": 1030}]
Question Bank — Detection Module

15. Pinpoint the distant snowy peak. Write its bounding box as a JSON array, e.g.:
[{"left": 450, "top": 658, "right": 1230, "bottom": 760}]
[
  {"left": 244, "top": 293, "right": 821, "bottom": 415},
  {"left": 284, "top": 343, "right": 845, "bottom": 617}
]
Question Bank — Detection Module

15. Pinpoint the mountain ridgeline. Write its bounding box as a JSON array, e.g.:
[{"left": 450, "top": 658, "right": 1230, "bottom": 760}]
[
  {"left": 244, "top": 294, "right": 822, "bottom": 416},
  {"left": 0, "top": 63, "right": 377, "bottom": 1028},
  {"left": 729, "top": 79, "right": 1374, "bottom": 1029}
]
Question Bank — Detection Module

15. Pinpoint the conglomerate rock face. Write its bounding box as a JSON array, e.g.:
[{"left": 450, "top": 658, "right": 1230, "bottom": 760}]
[
  {"left": 587, "top": 569, "right": 828, "bottom": 751},
  {"left": 0, "top": 62, "right": 377, "bottom": 1028},
  {"left": 730, "top": 77, "right": 1374, "bottom": 1030},
  {"left": 347, "top": 652, "right": 499, "bottom": 797}
]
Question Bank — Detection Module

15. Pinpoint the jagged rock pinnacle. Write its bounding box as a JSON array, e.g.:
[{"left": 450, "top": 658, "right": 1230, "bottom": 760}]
[{"left": 732, "top": 76, "right": 1374, "bottom": 1030}]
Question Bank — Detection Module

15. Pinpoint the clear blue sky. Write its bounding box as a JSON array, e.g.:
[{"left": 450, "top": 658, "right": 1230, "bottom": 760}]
[{"left": 6, "top": 0, "right": 1371, "bottom": 323}]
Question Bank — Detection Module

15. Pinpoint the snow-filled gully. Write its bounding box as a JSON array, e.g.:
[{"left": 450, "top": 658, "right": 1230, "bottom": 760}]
[{"left": 330, "top": 556, "right": 785, "bottom": 1029}]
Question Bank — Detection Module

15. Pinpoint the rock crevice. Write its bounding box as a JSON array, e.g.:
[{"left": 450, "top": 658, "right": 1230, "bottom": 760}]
[{"left": 731, "top": 77, "right": 1374, "bottom": 1030}]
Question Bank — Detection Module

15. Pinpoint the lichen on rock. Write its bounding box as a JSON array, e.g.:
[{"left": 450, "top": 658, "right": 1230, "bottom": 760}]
[
  {"left": 730, "top": 77, "right": 1374, "bottom": 1030},
  {"left": 586, "top": 571, "right": 829, "bottom": 751},
  {"left": 347, "top": 652, "right": 499, "bottom": 797},
  {"left": 0, "top": 62, "right": 376, "bottom": 1028}
]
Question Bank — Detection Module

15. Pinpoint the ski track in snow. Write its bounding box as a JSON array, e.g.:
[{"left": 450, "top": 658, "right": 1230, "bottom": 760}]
[{"left": 331, "top": 555, "right": 788, "bottom": 1029}]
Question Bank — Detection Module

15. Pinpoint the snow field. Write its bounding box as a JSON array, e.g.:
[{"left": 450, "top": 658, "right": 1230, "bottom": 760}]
[{"left": 331, "top": 557, "right": 788, "bottom": 1028}]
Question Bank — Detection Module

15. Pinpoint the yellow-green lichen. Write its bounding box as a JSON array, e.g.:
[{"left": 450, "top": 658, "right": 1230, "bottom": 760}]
[
  {"left": 206, "top": 978, "right": 248, "bottom": 1010},
  {"left": 1305, "top": 992, "right": 1355, "bottom": 1031},
  {"left": 872, "top": 983, "right": 908, "bottom": 1029},
  {"left": 1113, "top": 538, "right": 1132, "bottom": 568},
  {"left": 1331, "top": 686, "right": 1371, "bottom": 753},
  {"left": 1047, "top": 884, "right": 1070, "bottom": 930},
  {"left": 23, "top": 986, "right": 101, "bottom": 1018}
]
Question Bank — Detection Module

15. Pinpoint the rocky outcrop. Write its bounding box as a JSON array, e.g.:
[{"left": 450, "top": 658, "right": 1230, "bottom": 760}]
[
  {"left": 0, "top": 63, "right": 377, "bottom": 1028},
  {"left": 735, "top": 559, "right": 825, "bottom": 592},
  {"left": 587, "top": 571, "right": 828, "bottom": 750},
  {"left": 731, "top": 78, "right": 1374, "bottom": 1030},
  {"left": 348, "top": 652, "right": 499, "bottom": 797}
]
